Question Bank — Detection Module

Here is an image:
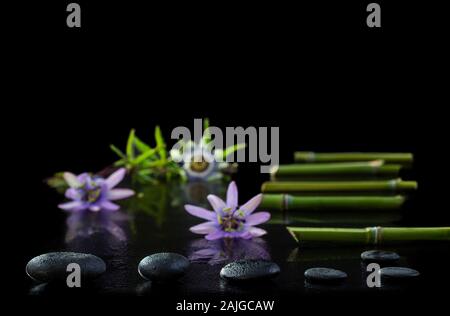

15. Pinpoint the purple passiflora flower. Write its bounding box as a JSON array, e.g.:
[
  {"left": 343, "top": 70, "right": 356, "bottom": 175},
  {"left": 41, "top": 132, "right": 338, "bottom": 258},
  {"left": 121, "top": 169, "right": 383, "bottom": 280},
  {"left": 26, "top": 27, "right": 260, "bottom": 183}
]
[
  {"left": 184, "top": 181, "right": 270, "bottom": 240},
  {"left": 58, "top": 168, "right": 135, "bottom": 212}
]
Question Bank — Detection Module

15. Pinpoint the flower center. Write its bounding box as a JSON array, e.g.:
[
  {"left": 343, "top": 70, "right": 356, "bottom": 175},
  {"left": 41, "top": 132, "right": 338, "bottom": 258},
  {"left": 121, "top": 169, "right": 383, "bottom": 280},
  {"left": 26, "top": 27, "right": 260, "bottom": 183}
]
[
  {"left": 81, "top": 181, "right": 102, "bottom": 203},
  {"left": 86, "top": 187, "right": 101, "bottom": 203},
  {"left": 190, "top": 155, "right": 210, "bottom": 172},
  {"left": 218, "top": 208, "right": 245, "bottom": 232}
]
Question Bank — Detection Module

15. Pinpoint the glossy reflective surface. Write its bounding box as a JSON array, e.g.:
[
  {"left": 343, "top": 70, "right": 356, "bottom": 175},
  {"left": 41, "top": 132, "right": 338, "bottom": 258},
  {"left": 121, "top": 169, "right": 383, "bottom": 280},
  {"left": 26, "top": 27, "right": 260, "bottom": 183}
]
[{"left": 24, "top": 180, "right": 450, "bottom": 301}]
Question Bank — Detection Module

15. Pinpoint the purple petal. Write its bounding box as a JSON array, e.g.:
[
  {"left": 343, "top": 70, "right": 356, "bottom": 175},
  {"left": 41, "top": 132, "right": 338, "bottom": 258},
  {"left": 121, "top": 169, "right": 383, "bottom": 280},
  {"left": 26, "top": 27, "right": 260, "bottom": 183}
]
[
  {"left": 189, "top": 222, "right": 217, "bottom": 234},
  {"left": 226, "top": 181, "right": 238, "bottom": 209},
  {"left": 105, "top": 168, "right": 126, "bottom": 189},
  {"left": 77, "top": 173, "right": 90, "bottom": 184},
  {"left": 205, "top": 230, "right": 226, "bottom": 240},
  {"left": 248, "top": 227, "right": 267, "bottom": 237},
  {"left": 245, "top": 212, "right": 271, "bottom": 226},
  {"left": 207, "top": 194, "right": 227, "bottom": 213},
  {"left": 239, "top": 231, "right": 254, "bottom": 239},
  {"left": 65, "top": 188, "right": 82, "bottom": 200},
  {"left": 63, "top": 172, "right": 81, "bottom": 188},
  {"left": 240, "top": 193, "right": 263, "bottom": 215},
  {"left": 185, "top": 205, "right": 216, "bottom": 221},
  {"left": 107, "top": 189, "right": 135, "bottom": 200},
  {"left": 58, "top": 201, "right": 86, "bottom": 211},
  {"left": 100, "top": 200, "right": 120, "bottom": 211}
]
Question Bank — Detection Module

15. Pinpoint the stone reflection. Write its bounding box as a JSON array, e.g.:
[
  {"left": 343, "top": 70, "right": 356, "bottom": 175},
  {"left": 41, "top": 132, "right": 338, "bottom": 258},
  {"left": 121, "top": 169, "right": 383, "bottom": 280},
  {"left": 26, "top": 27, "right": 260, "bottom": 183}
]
[
  {"left": 189, "top": 238, "right": 270, "bottom": 265},
  {"left": 65, "top": 210, "right": 134, "bottom": 292}
]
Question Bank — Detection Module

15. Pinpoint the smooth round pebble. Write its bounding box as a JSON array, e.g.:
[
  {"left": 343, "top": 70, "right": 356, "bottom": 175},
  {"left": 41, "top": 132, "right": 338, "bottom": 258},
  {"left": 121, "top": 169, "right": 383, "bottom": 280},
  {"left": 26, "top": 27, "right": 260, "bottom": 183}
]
[
  {"left": 138, "top": 253, "right": 190, "bottom": 282},
  {"left": 379, "top": 267, "right": 420, "bottom": 280},
  {"left": 304, "top": 267, "right": 348, "bottom": 283},
  {"left": 26, "top": 252, "right": 106, "bottom": 283},
  {"left": 220, "top": 260, "right": 280, "bottom": 281},
  {"left": 361, "top": 250, "right": 400, "bottom": 263}
]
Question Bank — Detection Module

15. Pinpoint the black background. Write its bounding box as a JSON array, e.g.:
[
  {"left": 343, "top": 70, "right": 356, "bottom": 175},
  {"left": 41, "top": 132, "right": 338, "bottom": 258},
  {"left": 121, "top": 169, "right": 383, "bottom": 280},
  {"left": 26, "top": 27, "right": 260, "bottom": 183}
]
[{"left": 7, "top": 0, "right": 450, "bottom": 312}]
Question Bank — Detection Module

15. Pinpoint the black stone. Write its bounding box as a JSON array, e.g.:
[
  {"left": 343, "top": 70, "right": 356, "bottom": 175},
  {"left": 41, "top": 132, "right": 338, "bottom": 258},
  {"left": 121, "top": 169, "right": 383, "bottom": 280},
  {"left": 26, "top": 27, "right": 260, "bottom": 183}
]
[
  {"left": 361, "top": 250, "right": 400, "bottom": 263},
  {"left": 220, "top": 259, "right": 280, "bottom": 281},
  {"left": 138, "top": 253, "right": 190, "bottom": 282},
  {"left": 26, "top": 252, "right": 106, "bottom": 283},
  {"left": 380, "top": 267, "right": 420, "bottom": 280},
  {"left": 304, "top": 267, "right": 347, "bottom": 283}
]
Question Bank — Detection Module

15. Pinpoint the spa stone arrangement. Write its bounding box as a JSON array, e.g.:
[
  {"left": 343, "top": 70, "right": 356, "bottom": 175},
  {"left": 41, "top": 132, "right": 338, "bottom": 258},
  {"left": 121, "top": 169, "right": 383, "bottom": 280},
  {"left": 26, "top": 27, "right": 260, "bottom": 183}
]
[{"left": 26, "top": 143, "right": 450, "bottom": 293}]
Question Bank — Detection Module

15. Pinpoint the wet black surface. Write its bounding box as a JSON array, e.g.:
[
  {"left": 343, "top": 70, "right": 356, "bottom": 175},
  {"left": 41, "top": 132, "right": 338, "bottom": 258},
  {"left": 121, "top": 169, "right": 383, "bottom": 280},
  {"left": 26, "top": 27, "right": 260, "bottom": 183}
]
[{"left": 23, "top": 180, "right": 450, "bottom": 300}]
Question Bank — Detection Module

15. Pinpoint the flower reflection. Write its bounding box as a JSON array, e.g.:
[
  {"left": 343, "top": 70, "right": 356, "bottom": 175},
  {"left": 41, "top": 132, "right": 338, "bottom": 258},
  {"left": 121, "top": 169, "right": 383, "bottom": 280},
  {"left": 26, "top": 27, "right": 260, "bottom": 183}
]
[
  {"left": 66, "top": 210, "right": 129, "bottom": 242},
  {"left": 188, "top": 237, "right": 270, "bottom": 265},
  {"left": 65, "top": 210, "right": 131, "bottom": 258},
  {"left": 125, "top": 184, "right": 170, "bottom": 229}
]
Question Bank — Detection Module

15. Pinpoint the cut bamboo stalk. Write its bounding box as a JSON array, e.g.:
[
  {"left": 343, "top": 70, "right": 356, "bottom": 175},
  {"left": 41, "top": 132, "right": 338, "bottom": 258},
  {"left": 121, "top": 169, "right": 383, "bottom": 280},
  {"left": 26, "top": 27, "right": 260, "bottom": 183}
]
[
  {"left": 272, "top": 160, "right": 401, "bottom": 178},
  {"left": 272, "top": 175, "right": 399, "bottom": 181},
  {"left": 282, "top": 212, "right": 402, "bottom": 226},
  {"left": 261, "top": 179, "right": 418, "bottom": 193},
  {"left": 287, "top": 226, "right": 450, "bottom": 245},
  {"left": 261, "top": 194, "right": 405, "bottom": 211},
  {"left": 294, "top": 152, "right": 413, "bottom": 165},
  {"left": 269, "top": 209, "right": 402, "bottom": 226}
]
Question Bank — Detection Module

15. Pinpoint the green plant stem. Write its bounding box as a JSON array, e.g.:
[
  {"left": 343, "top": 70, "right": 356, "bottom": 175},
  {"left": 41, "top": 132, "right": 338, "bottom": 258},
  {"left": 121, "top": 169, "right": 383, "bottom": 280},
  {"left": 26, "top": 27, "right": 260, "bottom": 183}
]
[
  {"left": 261, "top": 194, "right": 405, "bottom": 211},
  {"left": 261, "top": 179, "right": 417, "bottom": 193},
  {"left": 287, "top": 226, "right": 450, "bottom": 245},
  {"left": 273, "top": 161, "right": 401, "bottom": 177},
  {"left": 281, "top": 212, "right": 402, "bottom": 226},
  {"left": 294, "top": 152, "right": 413, "bottom": 165}
]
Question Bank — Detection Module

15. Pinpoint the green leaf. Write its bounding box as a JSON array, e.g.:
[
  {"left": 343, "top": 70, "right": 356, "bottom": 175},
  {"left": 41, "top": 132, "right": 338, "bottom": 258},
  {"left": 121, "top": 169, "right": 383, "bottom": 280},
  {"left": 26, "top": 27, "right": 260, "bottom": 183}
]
[
  {"left": 223, "top": 143, "right": 247, "bottom": 160},
  {"left": 134, "top": 135, "right": 151, "bottom": 153},
  {"left": 155, "top": 126, "right": 166, "bottom": 160},
  {"left": 155, "top": 125, "right": 165, "bottom": 146},
  {"left": 114, "top": 160, "right": 126, "bottom": 167},
  {"left": 110, "top": 144, "right": 126, "bottom": 159},
  {"left": 202, "top": 118, "right": 212, "bottom": 144},
  {"left": 138, "top": 169, "right": 152, "bottom": 175},
  {"left": 137, "top": 173, "right": 153, "bottom": 183},
  {"left": 179, "top": 169, "right": 187, "bottom": 181},
  {"left": 46, "top": 172, "right": 70, "bottom": 193},
  {"left": 134, "top": 148, "right": 158, "bottom": 164},
  {"left": 126, "top": 129, "right": 136, "bottom": 160},
  {"left": 146, "top": 160, "right": 166, "bottom": 168}
]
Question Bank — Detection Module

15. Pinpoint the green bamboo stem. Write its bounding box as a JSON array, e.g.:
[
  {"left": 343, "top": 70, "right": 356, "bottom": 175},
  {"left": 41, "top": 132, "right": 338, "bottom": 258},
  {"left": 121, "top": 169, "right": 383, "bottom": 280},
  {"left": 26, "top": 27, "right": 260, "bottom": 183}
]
[
  {"left": 287, "top": 226, "right": 450, "bottom": 245},
  {"left": 269, "top": 209, "right": 402, "bottom": 226},
  {"left": 273, "top": 161, "right": 401, "bottom": 178},
  {"left": 294, "top": 152, "right": 413, "bottom": 165},
  {"left": 261, "top": 194, "right": 405, "bottom": 211},
  {"left": 272, "top": 175, "right": 399, "bottom": 181},
  {"left": 261, "top": 179, "right": 417, "bottom": 193},
  {"left": 282, "top": 212, "right": 402, "bottom": 225}
]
